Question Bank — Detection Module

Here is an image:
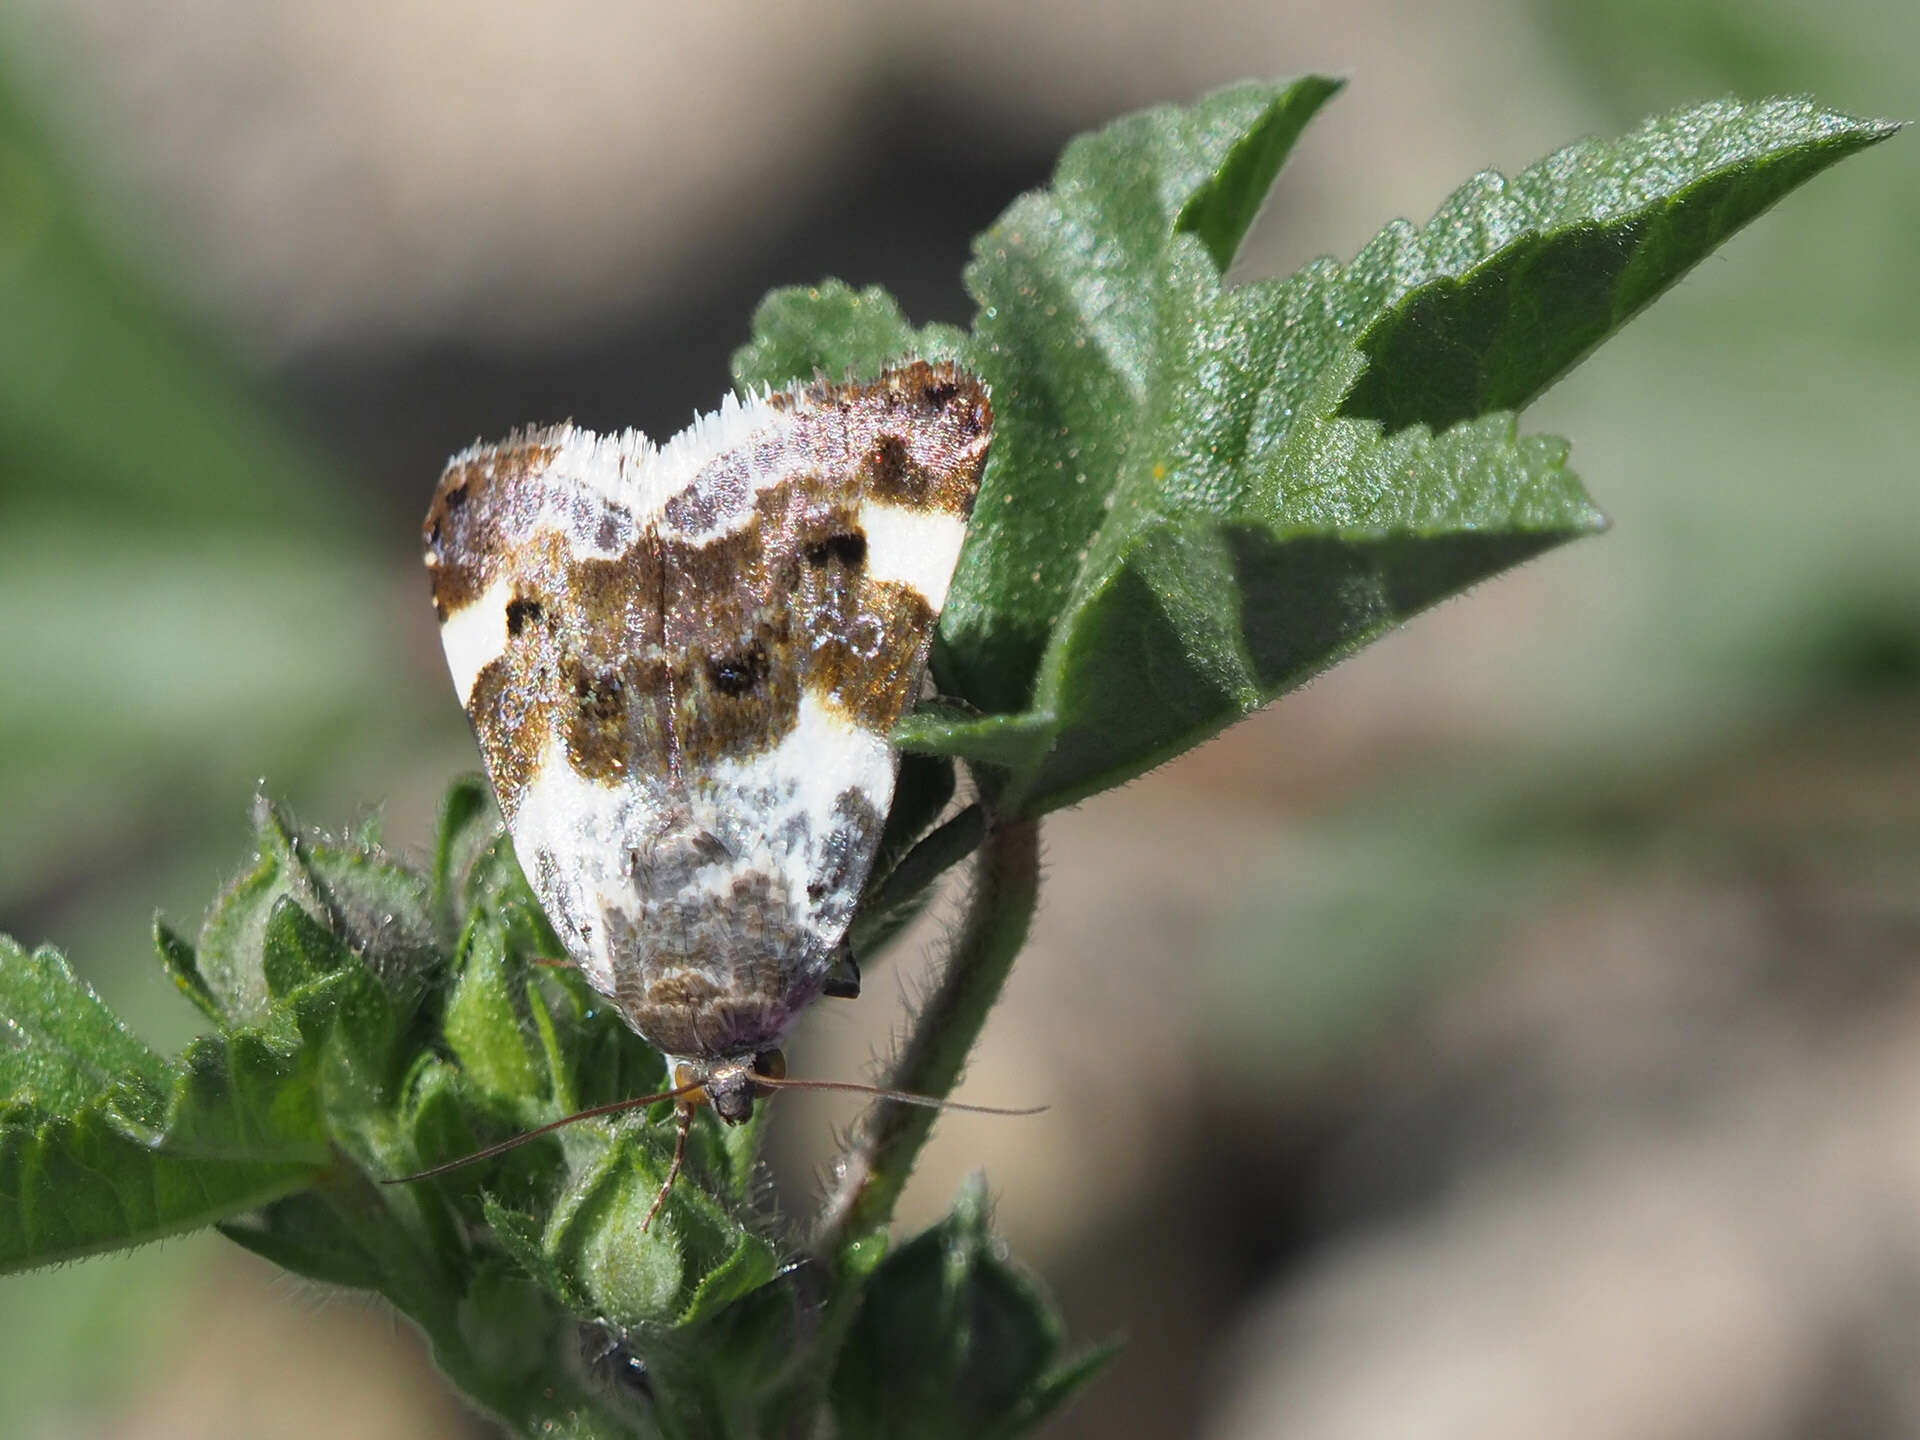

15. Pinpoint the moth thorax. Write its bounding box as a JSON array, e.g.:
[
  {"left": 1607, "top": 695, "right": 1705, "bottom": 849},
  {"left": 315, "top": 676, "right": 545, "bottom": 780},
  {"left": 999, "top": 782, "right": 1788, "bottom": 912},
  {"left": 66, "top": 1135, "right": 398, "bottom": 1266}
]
[{"left": 672, "top": 1050, "right": 786, "bottom": 1125}]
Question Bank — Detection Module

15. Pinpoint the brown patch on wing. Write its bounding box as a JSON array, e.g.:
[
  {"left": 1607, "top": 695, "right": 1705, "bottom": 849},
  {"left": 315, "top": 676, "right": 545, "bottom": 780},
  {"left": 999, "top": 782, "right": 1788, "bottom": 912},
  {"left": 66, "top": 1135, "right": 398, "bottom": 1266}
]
[
  {"left": 771, "top": 360, "right": 990, "bottom": 729},
  {"left": 789, "top": 360, "right": 992, "bottom": 516},
  {"left": 466, "top": 661, "right": 554, "bottom": 814},
  {"left": 609, "top": 868, "right": 807, "bottom": 1058},
  {"left": 423, "top": 435, "right": 561, "bottom": 619},
  {"left": 808, "top": 581, "right": 939, "bottom": 733},
  {"left": 645, "top": 973, "right": 723, "bottom": 1008},
  {"left": 561, "top": 657, "right": 631, "bottom": 780},
  {"left": 427, "top": 364, "right": 991, "bottom": 818}
]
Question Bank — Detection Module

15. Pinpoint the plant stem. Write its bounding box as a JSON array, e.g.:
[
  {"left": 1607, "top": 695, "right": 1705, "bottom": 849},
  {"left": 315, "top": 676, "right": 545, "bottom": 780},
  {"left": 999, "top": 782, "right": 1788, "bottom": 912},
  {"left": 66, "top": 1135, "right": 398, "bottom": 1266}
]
[
  {"left": 846, "top": 802, "right": 986, "bottom": 959},
  {"left": 811, "top": 806, "right": 1041, "bottom": 1257},
  {"left": 314, "top": 1154, "right": 628, "bottom": 1437}
]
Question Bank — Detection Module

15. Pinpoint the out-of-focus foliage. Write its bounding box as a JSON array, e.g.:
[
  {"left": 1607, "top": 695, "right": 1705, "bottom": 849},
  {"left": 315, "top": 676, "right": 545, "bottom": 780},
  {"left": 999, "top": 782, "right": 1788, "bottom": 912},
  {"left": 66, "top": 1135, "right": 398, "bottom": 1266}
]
[
  {"left": 4, "top": 67, "right": 1895, "bottom": 1434},
  {"left": 0, "top": 63, "right": 449, "bottom": 1049},
  {"left": 0, "top": 54, "right": 463, "bottom": 1428},
  {"left": 1, "top": 0, "right": 1914, "bottom": 1431}
]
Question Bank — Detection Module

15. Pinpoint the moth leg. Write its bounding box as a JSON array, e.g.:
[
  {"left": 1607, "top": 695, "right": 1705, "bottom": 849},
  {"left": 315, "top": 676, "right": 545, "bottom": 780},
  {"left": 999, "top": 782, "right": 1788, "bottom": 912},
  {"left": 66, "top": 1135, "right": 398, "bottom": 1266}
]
[
  {"left": 531, "top": 956, "right": 578, "bottom": 970},
  {"left": 922, "top": 690, "right": 984, "bottom": 718},
  {"left": 823, "top": 940, "right": 861, "bottom": 1000},
  {"left": 642, "top": 1102, "right": 693, "bottom": 1233}
]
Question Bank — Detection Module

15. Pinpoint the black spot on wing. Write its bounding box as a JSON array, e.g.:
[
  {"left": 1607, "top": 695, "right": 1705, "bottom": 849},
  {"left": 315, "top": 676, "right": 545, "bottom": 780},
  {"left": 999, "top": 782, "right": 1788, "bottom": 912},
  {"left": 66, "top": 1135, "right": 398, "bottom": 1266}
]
[
  {"left": 804, "top": 531, "right": 868, "bottom": 569},
  {"left": 506, "top": 596, "right": 544, "bottom": 636},
  {"left": 708, "top": 639, "right": 770, "bottom": 697}
]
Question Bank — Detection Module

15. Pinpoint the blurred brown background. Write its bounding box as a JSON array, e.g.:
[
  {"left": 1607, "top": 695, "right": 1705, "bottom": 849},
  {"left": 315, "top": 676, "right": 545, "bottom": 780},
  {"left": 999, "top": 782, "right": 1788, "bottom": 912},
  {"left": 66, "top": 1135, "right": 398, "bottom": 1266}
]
[{"left": 2, "top": 2, "right": 1916, "bottom": 1437}]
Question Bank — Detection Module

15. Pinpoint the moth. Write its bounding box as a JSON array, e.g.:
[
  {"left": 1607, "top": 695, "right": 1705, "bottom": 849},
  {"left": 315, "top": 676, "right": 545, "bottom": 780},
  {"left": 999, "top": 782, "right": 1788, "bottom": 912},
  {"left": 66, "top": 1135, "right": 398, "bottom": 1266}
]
[{"left": 417, "top": 361, "right": 996, "bottom": 1220}]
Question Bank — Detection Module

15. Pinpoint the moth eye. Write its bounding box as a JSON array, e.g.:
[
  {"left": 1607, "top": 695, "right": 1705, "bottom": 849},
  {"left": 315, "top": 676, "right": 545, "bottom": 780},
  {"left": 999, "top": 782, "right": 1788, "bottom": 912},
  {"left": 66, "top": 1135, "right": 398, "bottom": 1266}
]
[
  {"left": 753, "top": 1049, "right": 786, "bottom": 1080},
  {"left": 804, "top": 532, "right": 867, "bottom": 569},
  {"left": 707, "top": 639, "right": 768, "bottom": 697}
]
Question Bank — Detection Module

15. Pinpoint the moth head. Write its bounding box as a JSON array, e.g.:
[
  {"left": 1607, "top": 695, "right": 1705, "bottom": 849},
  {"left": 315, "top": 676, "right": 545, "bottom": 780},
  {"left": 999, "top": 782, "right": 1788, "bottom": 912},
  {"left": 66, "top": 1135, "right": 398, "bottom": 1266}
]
[
  {"left": 673, "top": 1050, "right": 786, "bottom": 1125},
  {"left": 379, "top": 1048, "right": 1040, "bottom": 1192}
]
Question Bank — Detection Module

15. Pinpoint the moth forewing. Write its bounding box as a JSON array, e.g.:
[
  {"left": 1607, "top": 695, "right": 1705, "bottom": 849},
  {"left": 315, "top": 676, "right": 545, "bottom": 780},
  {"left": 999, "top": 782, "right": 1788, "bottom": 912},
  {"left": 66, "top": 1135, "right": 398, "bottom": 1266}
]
[{"left": 424, "top": 361, "right": 991, "bottom": 1109}]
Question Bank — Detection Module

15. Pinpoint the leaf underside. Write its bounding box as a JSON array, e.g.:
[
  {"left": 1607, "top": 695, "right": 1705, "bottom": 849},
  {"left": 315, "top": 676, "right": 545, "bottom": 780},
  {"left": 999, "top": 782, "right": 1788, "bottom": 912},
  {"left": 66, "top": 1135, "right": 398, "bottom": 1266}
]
[{"left": 736, "top": 85, "right": 1893, "bottom": 816}]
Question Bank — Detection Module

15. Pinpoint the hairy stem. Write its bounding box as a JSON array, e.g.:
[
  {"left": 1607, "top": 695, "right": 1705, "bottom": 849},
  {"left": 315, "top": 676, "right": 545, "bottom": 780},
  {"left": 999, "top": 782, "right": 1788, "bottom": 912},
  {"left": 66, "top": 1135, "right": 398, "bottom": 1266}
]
[
  {"left": 812, "top": 806, "right": 1041, "bottom": 1257},
  {"left": 313, "top": 1156, "right": 627, "bottom": 1437}
]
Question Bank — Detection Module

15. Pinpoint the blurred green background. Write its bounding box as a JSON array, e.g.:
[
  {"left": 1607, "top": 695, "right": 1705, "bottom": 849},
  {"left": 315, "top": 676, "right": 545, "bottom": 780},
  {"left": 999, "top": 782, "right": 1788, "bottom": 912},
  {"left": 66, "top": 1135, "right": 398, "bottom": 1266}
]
[{"left": 1, "top": 3, "right": 1914, "bottom": 1436}]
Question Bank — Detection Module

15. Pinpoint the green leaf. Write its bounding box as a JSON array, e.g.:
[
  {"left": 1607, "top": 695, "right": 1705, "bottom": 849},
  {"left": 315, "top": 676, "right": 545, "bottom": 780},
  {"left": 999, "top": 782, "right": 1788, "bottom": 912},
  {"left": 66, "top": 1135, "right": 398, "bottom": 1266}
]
[
  {"left": 0, "top": 1106, "right": 316, "bottom": 1273},
  {"left": 523, "top": 972, "right": 576, "bottom": 1116},
  {"left": 735, "top": 86, "right": 1890, "bottom": 817},
  {"left": 933, "top": 90, "right": 1890, "bottom": 813},
  {"left": 675, "top": 1213, "right": 780, "bottom": 1329},
  {"left": 484, "top": 1193, "right": 593, "bottom": 1312},
  {"left": 937, "top": 77, "right": 1347, "bottom": 723},
  {"left": 892, "top": 706, "right": 1057, "bottom": 775},
  {"left": 540, "top": 1130, "right": 777, "bottom": 1329},
  {"left": 455, "top": 1257, "right": 557, "bottom": 1386},
  {"left": 153, "top": 917, "right": 223, "bottom": 1025},
  {"left": 1004, "top": 416, "right": 1596, "bottom": 809},
  {"left": 261, "top": 898, "right": 401, "bottom": 1125},
  {"left": 218, "top": 1189, "right": 388, "bottom": 1292},
  {"left": 1337, "top": 97, "right": 1900, "bottom": 432},
  {"left": 528, "top": 950, "right": 665, "bottom": 1120},
  {"left": 672, "top": 1276, "right": 813, "bottom": 1432},
  {"left": 197, "top": 797, "right": 437, "bottom": 1023},
  {"left": 1173, "top": 75, "right": 1347, "bottom": 271},
  {"left": 831, "top": 1174, "right": 1109, "bottom": 1440},
  {"left": 0, "top": 939, "right": 324, "bottom": 1271},
  {"left": 732, "top": 280, "right": 964, "bottom": 392},
  {"left": 196, "top": 830, "right": 294, "bottom": 1025},
  {"left": 261, "top": 893, "right": 349, "bottom": 999},
  {"left": 457, "top": 827, "right": 574, "bottom": 990},
  {"left": 398, "top": 1053, "right": 493, "bottom": 1177},
  {"left": 444, "top": 910, "right": 541, "bottom": 1104},
  {"left": 432, "top": 774, "right": 502, "bottom": 939},
  {"left": 159, "top": 1029, "right": 323, "bottom": 1163},
  {"left": 293, "top": 831, "right": 438, "bottom": 1001},
  {"left": 871, "top": 751, "right": 958, "bottom": 886},
  {"left": 0, "top": 941, "right": 170, "bottom": 1116}
]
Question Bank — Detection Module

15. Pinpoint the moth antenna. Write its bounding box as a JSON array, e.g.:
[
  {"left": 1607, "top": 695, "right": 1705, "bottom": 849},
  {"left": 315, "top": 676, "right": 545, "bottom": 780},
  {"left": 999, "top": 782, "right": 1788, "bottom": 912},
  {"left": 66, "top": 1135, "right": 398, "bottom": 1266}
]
[
  {"left": 380, "top": 1079, "right": 708, "bottom": 1185},
  {"left": 531, "top": 956, "right": 578, "bottom": 970},
  {"left": 752, "top": 1074, "right": 1047, "bottom": 1117}
]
